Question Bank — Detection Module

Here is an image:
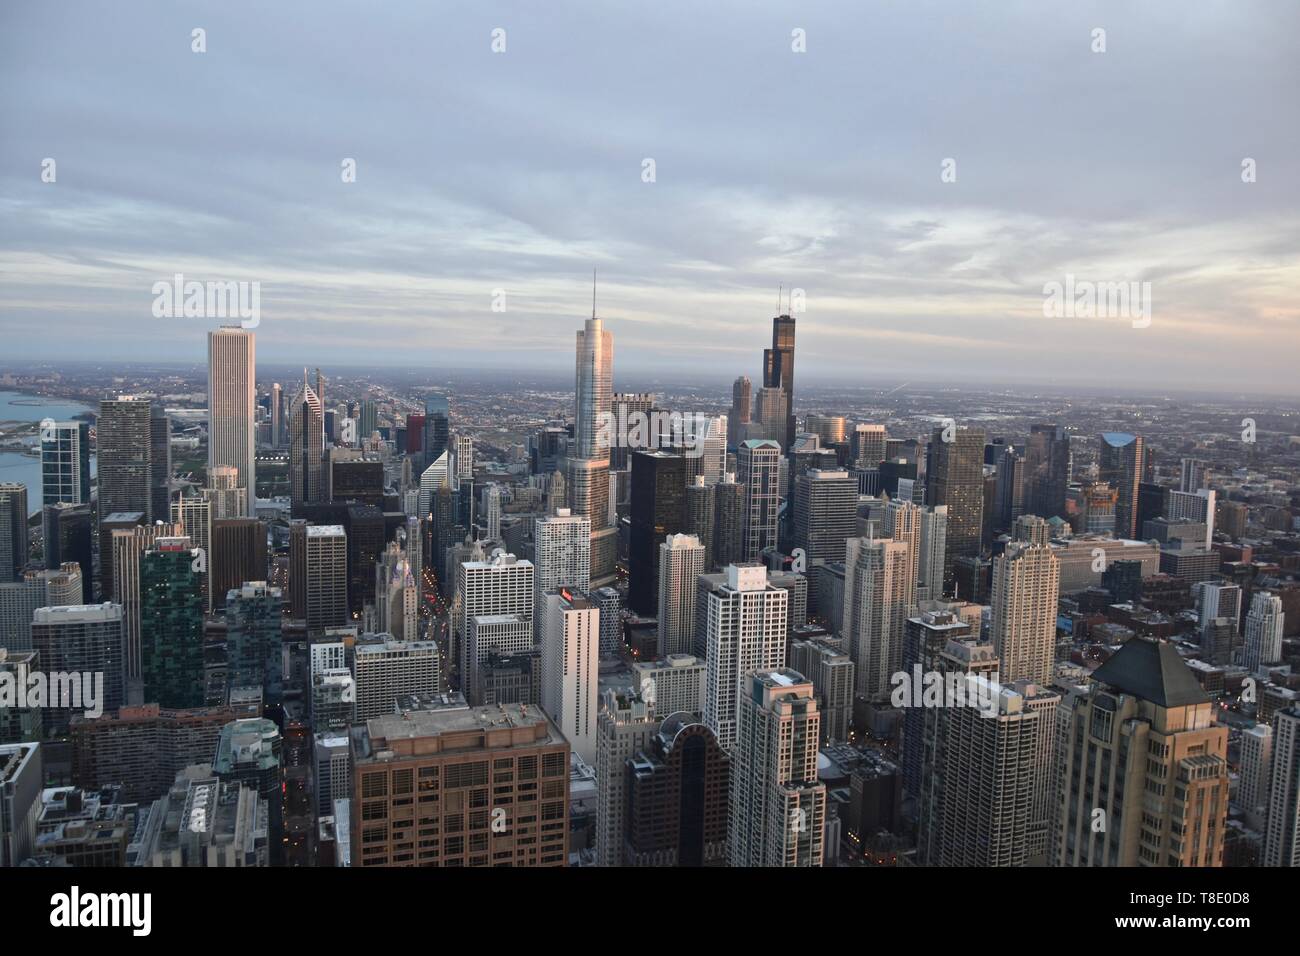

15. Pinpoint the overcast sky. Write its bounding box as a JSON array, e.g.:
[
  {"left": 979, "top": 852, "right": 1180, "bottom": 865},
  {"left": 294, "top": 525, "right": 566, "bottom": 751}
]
[{"left": 2, "top": 1, "right": 1297, "bottom": 393}]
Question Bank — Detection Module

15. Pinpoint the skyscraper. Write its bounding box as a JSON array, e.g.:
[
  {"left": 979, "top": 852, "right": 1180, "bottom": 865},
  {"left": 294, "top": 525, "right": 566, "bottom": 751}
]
[
  {"left": 1055, "top": 638, "right": 1229, "bottom": 867},
  {"left": 533, "top": 508, "right": 591, "bottom": 630},
  {"left": 625, "top": 716, "right": 730, "bottom": 867},
  {"left": 1263, "top": 706, "right": 1300, "bottom": 867},
  {"left": 657, "top": 533, "right": 705, "bottom": 657},
  {"left": 289, "top": 377, "right": 324, "bottom": 513},
  {"left": 928, "top": 676, "right": 1059, "bottom": 867},
  {"left": 149, "top": 402, "right": 172, "bottom": 524},
  {"left": 702, "top": 564, "right": 788, "bottom": 753},
  {"left": 111, "top": 520, "right": 183, "bottom": 703},
  {"left": 540, "top": 588, "right": 600, "bottom": 764},
  {"left": 96, "top": 397, "right": 155, "bottom": 568},
  {"left": 1242, "top": 591, "right": 1284, "bottom": 672},
  {"left": 729, "top": 668, "right": 825, "bottom": 867},
  {"left": 851, "top": 424, "right": 887, "bottom": 471},
  {"left": 793, "top": 468, "right": 857, "bottom": 570},
  {"left": 304, "top": 525, "right": 348, "bottom": 633},
  {"left": 139, "top": 536, "right": 205, "bottom": 708},
  {"left": 31, "top": 603, "right": 126, "bottom": 731},
  {"left": 685, "top": 476, "right": 715, "bottom": 569},
  {"left": 455, "top": 550, "right": 533, "bottom": 680},
  {"left": 990, "top": 536, "right": 1060, "bottom": 686},
  {"left": 1097, "top": 432, "right": 1145, "bottom": 538},
  {"left": 0, "top": 484, "right": 26, "bottom": 582},
  {"left": 225, "top": 582, "right": 283, "bottom": 703},
  {"left": 628, "top": 450, "right": 688, "bottom": 615},
  {"left": 42, "top": 502, "right": 92, "bottom": 595},
  {"left": 171, "top": 493, "right": 212, "bottom": 612},
  {"left": 712, "top": 473, "right": 746, "bottom": 569},
  {"left": 762, "top": 313, "right": 796, "bottom": 448},
  {"left": 843, "top": 536, "right": 911, "bottom": 700},
  {"left": 40, "top": 420, "right": 91, "bottom": 507},
  {"left": 570, "top": 314, "right": 616, "bottom": 587},
  {"left": 925, "top": 425, "right": 985, "bottom": 587},
  {"left": 595, "top": 686, "right": 657, "bottom": 867},
  {"left": 1180, "top": 457, "right": 1208, "bottom": 494},
  {"left": 207, "top": 327, "right": 256, "bottom": 515},
  {"left": 728, "top": 376, "right": 751, "bottom": 449},
  {"left": 1024, "top": 424, "right": 1070, "bottom": 519},
  {"left": 737, "top": 439, "right": 781, "bottom": 562},
  {"left": 916, "top": 505, "right": 948, "bottom": 603}
]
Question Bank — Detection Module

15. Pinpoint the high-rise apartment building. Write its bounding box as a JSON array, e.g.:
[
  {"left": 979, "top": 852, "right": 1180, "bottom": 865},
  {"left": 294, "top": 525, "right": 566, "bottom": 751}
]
[
  {"left": 455, "top": 550, "right": 533, "bottom": 679},
  {"left": 540, "top": 588, "right": 600, "bottom": 764},
  {"left": 702, "top": 564, "right": 788, "bottom": 753},
  {"left": 1055, "top": 638, "right": 1229, "bottom": 867},
  {"left": 729, "top": 668, "right": 825, "bottom": 867},
  {"left": 928, "top": 676, "right": 1059, "bottom": 867},
  {"left": 30, "top": 603, "right": 125, "bottom": 731},
  {"left": 789, "top": 636, "right": 854, "bottom": 743},
  {"left": 533, "top": 508, "right": 591, "bottom": 626},
  {"left": 843, "top": 536, "right": 911, "bottom": 700},
  {"left": 916, "top": 505, "right": 948, "bottom": 602},
  {"left": 1263, "top": 707, "right": 1300, "bottom": 867},
  {"left": 40, "top": 420, "right": 91, "bottom": 507},
  {"left": 990, "top": 538, "right": 1060, "bottom": 685},
  {"left": 657, "top": 534, "right": 705, "bottom": 657},
  {"left": 737, "top": 439, "right": 781, "bottom": 562},
  {"left": 0, "top": 484, "right": 26, "bottom": 583},
  {"left": 1242, "top": 591, "right": 1285, "bottom": 672}
]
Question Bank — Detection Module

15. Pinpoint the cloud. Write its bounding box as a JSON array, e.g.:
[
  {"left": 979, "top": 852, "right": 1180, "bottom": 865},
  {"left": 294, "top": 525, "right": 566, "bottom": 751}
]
[{"left": 0, "top": 0, "right": 1297, "bottom": 393}]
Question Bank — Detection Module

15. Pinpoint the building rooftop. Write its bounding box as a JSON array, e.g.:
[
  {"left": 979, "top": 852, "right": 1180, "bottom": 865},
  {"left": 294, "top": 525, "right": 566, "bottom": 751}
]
[
  {"left": 1091, "top": 637, "right": 1209, "bottom": 708},
  {"left": 354, "top": 703, "right": 565, "bottom": 762}
]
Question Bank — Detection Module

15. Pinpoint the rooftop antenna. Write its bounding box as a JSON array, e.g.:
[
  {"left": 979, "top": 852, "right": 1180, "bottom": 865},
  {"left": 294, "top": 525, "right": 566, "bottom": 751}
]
[{"left": 777, "top": 284, "right": 782, "bottom": 316}]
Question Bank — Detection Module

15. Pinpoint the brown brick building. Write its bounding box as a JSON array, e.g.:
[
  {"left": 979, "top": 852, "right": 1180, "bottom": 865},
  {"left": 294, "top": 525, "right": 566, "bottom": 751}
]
[{"left": 351, "top": 703, "right": 570, "bottom": 866}]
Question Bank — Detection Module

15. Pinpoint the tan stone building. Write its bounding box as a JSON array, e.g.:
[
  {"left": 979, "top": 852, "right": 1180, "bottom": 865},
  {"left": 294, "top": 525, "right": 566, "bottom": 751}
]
[{"left": 1055, "top": 638, "right": 1229, "bottom": 867}]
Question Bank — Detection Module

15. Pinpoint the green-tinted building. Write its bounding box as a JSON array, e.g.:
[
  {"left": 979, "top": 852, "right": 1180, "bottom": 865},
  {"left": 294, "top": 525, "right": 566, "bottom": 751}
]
[{"left": 140, "top": 537, "right": 205, "bottom": 708}]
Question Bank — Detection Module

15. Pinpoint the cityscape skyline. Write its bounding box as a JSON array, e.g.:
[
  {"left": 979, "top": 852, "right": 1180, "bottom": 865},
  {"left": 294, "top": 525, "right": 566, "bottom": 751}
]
[
  {"left": 2, "top": 3, "right": 1299, "bottom": 391},
  {"left": 2, "top": 1, "right": 1296, "bottom": 915}
]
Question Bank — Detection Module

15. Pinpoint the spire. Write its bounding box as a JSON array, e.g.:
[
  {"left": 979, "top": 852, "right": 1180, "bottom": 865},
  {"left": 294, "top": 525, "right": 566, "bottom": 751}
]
[{"left": 592, "top": 267, "right": 597, "bottom": 319}]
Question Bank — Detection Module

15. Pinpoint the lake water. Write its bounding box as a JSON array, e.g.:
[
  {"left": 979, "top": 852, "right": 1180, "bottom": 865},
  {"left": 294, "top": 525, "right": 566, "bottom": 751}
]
[{"left": 0, "top": 390, "right": 97, "bottom": 515}]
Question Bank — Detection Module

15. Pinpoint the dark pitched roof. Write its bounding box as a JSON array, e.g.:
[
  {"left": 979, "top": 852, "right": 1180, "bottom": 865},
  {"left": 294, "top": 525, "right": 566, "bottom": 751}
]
[{"left": 1091, "top": 638, "right": 1208, "bottom": 708}]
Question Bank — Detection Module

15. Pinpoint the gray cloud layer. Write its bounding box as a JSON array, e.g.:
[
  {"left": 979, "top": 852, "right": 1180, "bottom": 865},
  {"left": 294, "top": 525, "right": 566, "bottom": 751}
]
[{"left": 1, "top": 1, "right": 1297, "bottom": 392}]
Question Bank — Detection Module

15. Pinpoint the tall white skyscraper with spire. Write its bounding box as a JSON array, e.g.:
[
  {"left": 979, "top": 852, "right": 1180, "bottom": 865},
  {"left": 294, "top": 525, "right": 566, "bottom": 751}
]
[
  {"left": 570, "top": 302, "right": 618, "bottom": 586},
  {"left": 207, "top": 327, "right": 256, "bottom": 515}
]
